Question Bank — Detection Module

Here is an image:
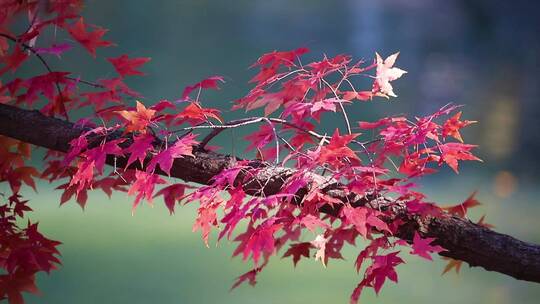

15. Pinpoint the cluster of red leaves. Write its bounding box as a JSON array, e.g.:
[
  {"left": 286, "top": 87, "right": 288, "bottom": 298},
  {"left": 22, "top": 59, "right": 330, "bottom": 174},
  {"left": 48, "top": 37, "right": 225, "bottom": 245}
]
[
  {"left": 0, "top": 2, "right": 488, "bottom": 304},
  {"left": 0, "top": 136, "right": 62, "bottom": 304}
]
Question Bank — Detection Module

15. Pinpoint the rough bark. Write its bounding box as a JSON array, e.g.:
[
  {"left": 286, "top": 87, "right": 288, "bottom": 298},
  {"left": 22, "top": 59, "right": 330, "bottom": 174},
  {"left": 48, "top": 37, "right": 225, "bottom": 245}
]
[{"left": 1, "top": 103, "right": 539, "bottom": 283}]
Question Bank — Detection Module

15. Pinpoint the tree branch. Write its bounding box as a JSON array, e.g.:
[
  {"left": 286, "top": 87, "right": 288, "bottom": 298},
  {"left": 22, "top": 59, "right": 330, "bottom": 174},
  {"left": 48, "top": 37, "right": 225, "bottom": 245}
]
[{"left": 1, "top": 103, "right": 539, "bottom": 283}]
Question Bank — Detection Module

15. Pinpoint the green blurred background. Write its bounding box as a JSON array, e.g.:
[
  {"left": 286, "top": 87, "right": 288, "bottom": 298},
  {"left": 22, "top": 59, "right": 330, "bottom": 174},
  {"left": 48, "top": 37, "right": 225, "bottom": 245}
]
[{"left": 12, "top": 0, "right": 540, "bottom": 303}]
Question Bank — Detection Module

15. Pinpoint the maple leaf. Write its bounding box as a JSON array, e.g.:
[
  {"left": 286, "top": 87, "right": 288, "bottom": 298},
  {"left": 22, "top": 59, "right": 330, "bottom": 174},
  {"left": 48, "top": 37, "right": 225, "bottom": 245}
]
[
  {"left": 399, "top": 152, "right": 437, "bottom": 177},
  {"left": 57, "top": 183, "right": 88, "bottom": 208},
  {"left": 244, "top": 124, "right": 275, "bottom": 152},
  {"left": 146, "top": 133, "right": 198, "bottom": 175},
  {"left": 93, "top": 176, "right": 128, "bottom": 198},
  {"left": 443, "top": 191, "right": 481, "bottom": 218},
  {"left": 354, "top": 237, "right": 388, "bottom": 273},
  {"left": 311, "top": 234, "right": 328, "bottom": 267},
  {"left": 154, "top": 183, "right": 192, "bottom": 214},
  {"left": 316, "top": 129, "right": 359, "bottom": 167},
  {"left": 84, "top": 139, "right": 124, "bottom": 174},
  {"left": 8, "top": 166, "right": 40, "bottom": 192},
  {"left": 68, "top": 18, "right": 113, "bottom": 57},
  {"left": 107, "top": 54, "right": 151, "bottom": 78},
  {"left": 0, "top": 271, "right": 39, "bottom": 304},
  {"left": 442, "top": 111, "right": 477, "bottom": 143},
  {"left": 240, "top": 220, "right": 282, "bottom": 265},
  {"left": 358, "top": 117, "right": 393, "bottom": 130},
  {"left": 298, "top": 214, "right": 330, "bottom": 233},
  {"left": 351, "top": 251, "right": 404, "bottom": 303},
  {"left": 99, "top": 77, "right": 141, "bottom": 97},
  {"left": 439, "top": 142, "right": 481, "bottom": 173},
  {"left": 282, "top": 242, "right": 313, "bottom": 267},
  {"left": 181, "top": 76, "right": 225, "bottom": 101},
  {"left": 251, "top": 47, "right": 308, "bottom": 69},
  {"left": 0, "top": 45, "right": 28, "bottom": 75},
  {"left": 441, "top": 257, "right": 463, "bottom": 275},
  {"left": 151, "top": 99, "right": 176, "bottom": 112},
  {"left": 218, "top": 190, "right": 249, "bottom": 241},
  {"left": 371, "top": 252, "right": 404, "bottom": 294},
  {"left": 311, "top": 98, "right": 339, "bottom": 114},
  {"left": 117, "top": 101, "right": 156, "bottom": 133},
  {"left": 341, "top": 205, "right": 390, "bottom": 238},
  {"left": 123, "top": 134, "right": 154, "bottom": 168},
  {"left": 477, "top": 214, "right": 495, "bottom": 229},
  {"left": 211, "top": 167, "right": 244, "bottom": 189},
  {"left": 410, "top": 232, "right": 444, "bottom": 260},
  {"left": 193, "top": 202, "right": 219, "bottom": 246},
  {"left": 342, "top": 90, "right": 373, "bottom": 102},
  {"left": 231, "top": 267, "right": 263, "bottom": 290},
  {"left": 174, "top": 102, "right": 222, "bottom": 125},
  {"left": 406, "top": 200, "right": 443, "bottom": 218},
  {"left": 341, "top": 205, "right": 369, "bottom": 237},
  {"left": 35, "top": 43, "right": 73, "bottom": 57},
  {"left": 128, "top": 170, "right": 166, "bottom": 213},
  {"left": 69, "top": 159, "right": 95, "bottom": 199},
  {"left": 372, "top": 52, "right": 407, "bottom": 98}
]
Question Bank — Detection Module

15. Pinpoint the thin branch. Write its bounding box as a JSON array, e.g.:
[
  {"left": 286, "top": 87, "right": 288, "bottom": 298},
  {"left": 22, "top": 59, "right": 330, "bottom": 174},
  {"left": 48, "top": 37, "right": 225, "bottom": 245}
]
[{"left": 0, "top": 32, "right": 68, "bottom": 120}]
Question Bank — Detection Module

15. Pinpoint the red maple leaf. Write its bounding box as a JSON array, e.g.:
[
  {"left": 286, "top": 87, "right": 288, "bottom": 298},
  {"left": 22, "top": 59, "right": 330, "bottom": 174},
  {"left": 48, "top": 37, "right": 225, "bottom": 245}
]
[
  {"left": 244, "top": 124, "right": 274, "bottom": 152},
  {"left": 154, "top": 183, "right": 193, "bottom": 214},
  {"left": 235, "top": 219, "right": 282, "bottom": 266},
  {"left": 351, "top": 251, "right": 404, "bottom": 303},
  {"left": 0, "top": 271, "right": 39, "bottom": 304},
  {"left": 231, "top": 267, "right": 263, "bottom": 290},
  {"left": 439, "top": 142, "right": 481, "bottom": 173},
  {"left": 6, "top": 166, "right": 39, "bottom": 193},
  {"left": 181, "top": 76, "right": 225, "bottom": 101},
  {"left": 174, "top": 102, "right": 222, "bottom": 125},
  {"left": 443, "top": 191, "right": 481, "bottom": 218},
  {"left": 68, "top": 18, "right": 113, "bottom": 57},
  {"left": 315, "top": 129, "right": 360, "bottom": 167},
  {"left": 0, "top": 45, "right": 28, "bottom": 75},
  {"left": 442, "top": 111, "right": 476, "bottom": 143},
  {"left": 107, "top": 54, "right": 151, "bottom": 77},
  {"left": 251, "top": 47, "right": 308, "bottom": 69},
  {"left": 282, "top": 242, "right": 313, "bottom": 267}
]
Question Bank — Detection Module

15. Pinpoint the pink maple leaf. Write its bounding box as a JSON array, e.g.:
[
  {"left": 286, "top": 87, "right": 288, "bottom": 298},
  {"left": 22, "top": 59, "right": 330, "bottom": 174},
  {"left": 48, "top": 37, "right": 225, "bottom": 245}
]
[
  {"left": 147, "top": 133, "right": 198, "bottom": 175},
  {"left": 124, "top": 134, "right": 154, "bottom": 168},
  {"left": 410, "top": 232, "right": 445, "bottom": 260},
  {"left": 107, "top": 54, "right": 151, "bottom": 77},
  {"left": 128, "top": 170, "right": 166, "bottom": 213},
  {"left": 298, "top": 214, "right": 330, "bottom": 233}
]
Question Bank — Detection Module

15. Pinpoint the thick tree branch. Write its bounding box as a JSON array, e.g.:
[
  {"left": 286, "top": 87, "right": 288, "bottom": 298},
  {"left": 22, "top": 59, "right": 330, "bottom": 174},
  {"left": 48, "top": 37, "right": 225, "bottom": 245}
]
[{"left": 1, "top": 103, "right": 539, "bottom": 283}]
